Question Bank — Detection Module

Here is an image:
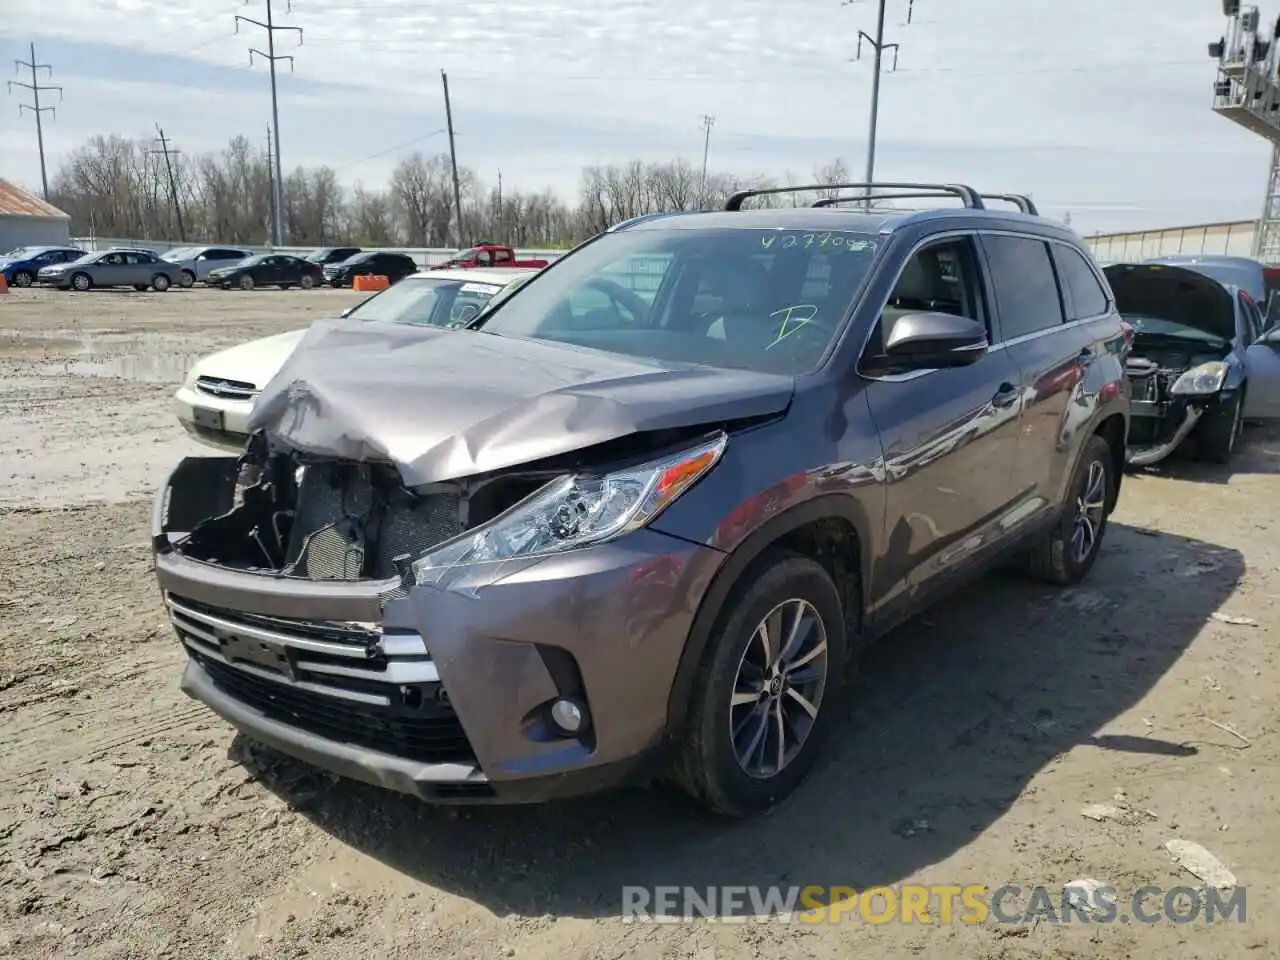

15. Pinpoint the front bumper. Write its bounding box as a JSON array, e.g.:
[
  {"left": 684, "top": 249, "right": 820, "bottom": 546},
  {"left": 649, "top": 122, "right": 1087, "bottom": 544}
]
[
  {"left": 173, "top": 385, "right": 254, "bottom": 452},
  {"left": 153, "top": 491, "right": 725, "bottom": 803}
]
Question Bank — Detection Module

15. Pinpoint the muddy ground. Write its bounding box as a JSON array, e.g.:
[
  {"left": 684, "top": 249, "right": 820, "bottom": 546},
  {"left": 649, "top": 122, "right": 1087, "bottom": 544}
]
[{"left": 1, "top": 287, "right": 1279, "bottom": 959}]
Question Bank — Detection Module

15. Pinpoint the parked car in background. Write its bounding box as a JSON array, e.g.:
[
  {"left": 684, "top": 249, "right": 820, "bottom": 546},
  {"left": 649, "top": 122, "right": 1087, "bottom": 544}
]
[
  {"left": 204, "top": 253, "right": 325, "bottom": 290},
  {"left": 431, "top": 242, "right": 550, "bottom": 270},
  {"left": 1107, "top": 261, "right": 1280, "bottom": 465},
  {"left": 37, "top": 248, "right": 182, "bottom": 291},
  {"left": 153, "top": 181, "right": 1131, "bottom": 817},
  {"left": 160, "top": 245, "right": 253, "bottom": 287},
  {"left": 303, "top": 246, "right": 362, "bottom": 266},
  {"left": 0, "top": 245, "right": 85, "bottom": 287},
  {"left": 323, "top": 250, "right": 418, "bottom": 287},
  {"left": 173, "top": 267, "right": 540, "bottom": 450}
]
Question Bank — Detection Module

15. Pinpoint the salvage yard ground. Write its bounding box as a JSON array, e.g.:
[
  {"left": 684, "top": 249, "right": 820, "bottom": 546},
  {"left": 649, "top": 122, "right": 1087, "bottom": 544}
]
[{"left": 1, "top": 288, "right": 1279, "bottom": 959}]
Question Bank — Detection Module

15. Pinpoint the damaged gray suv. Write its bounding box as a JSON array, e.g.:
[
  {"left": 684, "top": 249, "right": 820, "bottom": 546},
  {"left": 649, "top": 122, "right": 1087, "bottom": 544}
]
[{"left": 152, "top": 183, "right": 1130, "bottom": 817}]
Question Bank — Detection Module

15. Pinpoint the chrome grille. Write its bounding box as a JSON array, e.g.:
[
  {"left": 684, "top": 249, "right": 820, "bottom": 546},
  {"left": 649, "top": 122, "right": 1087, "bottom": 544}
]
[{"left": 196, "top": 376, "right": 259, "bottom": 400}]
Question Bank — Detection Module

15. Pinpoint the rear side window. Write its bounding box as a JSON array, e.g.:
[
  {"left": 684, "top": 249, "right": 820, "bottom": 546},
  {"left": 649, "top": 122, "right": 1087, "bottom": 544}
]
[
  {"left": 1054, "top": 245, "right": 1110, "bottom": 320},
  {"left": 981, "top": 235, "right": 1065, "bottom": 340}
]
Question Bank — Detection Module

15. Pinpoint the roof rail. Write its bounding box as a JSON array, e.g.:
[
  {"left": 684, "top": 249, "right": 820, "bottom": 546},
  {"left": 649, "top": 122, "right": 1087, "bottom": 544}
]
[
  {"left": 811, "top": 190, "right": 1040, "bottom": 216},
  {"left": 977, "top": 193, "right": 1039, "bottom": 215},
  {"left": 725, "top": 181, "right": 985, "bottom": 212},
  {"left": 607, "top": 210, "right": 687, "bottom": 232}
]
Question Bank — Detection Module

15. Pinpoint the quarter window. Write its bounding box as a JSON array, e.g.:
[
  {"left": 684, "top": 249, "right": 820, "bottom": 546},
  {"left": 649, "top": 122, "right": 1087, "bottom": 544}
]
[
  {"left": 982, "top": 235, "right": 1065, "bottom": 340},
  {"left": 1054, "top": 244, "right": 1109, "bottom": 320}
]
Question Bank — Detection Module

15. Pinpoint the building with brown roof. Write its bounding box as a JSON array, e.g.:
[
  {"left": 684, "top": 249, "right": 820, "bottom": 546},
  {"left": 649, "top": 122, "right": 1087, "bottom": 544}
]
[{"left": 0, "top": 179, "right": 71, "bottom": 253}]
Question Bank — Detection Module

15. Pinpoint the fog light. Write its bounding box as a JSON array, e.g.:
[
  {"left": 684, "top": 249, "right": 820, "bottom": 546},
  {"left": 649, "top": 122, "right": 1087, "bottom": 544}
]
[{"left": 549, "top": 697, "right": 588, "bottom": 735}]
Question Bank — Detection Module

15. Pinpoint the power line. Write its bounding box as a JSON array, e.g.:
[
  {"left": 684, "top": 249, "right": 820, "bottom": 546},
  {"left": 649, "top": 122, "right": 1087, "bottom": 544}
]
[
  {"left": 7, "top": 43, "right": 62, "bottom": 201},
  {"left": 236, "top": 0, "right": 303, "bottom": 246},
  {"left": 150, "top": 124, "right": 187, "bottom": 242}
]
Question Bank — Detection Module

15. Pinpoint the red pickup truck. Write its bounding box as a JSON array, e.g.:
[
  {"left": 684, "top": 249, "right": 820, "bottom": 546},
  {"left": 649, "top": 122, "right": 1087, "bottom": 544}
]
[{"left": 432, "top": 243, "right": 549, "bottom": 270}]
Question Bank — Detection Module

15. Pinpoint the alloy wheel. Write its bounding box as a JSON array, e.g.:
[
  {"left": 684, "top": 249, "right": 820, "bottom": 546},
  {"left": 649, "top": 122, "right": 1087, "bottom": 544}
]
[
  {"left": 729, "top": 598, "right": 829, "bottom": 779},
  {"left": 12, "top": 271, "right": 32, "bottom": 287},
  {"left": 1070, "top": 459, "right": 1107, "bottom": 565}
]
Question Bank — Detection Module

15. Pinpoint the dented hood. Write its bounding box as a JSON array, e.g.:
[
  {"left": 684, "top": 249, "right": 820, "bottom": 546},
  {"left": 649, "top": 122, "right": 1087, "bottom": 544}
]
[{"left": 247, "top": 318, "right": 795, "bottom": 485}]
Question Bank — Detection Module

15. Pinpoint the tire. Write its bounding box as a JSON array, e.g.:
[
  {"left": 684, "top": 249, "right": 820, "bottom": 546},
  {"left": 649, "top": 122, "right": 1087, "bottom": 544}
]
[
  {"left": 10, "top": 270, "right": 33, "bottom": 287},
  {"left": 299, "top": 274, "right": 316, "bottom": 290},
  {"left": 151, "top": 273, "right": 171, "bottom": 292},
  {"left": 239, "top": 274, "right": 254, "bottom": 291},
  {"left": 70, "top": 272, "right": 92, "bottom": 292},
  {"left": 1196, "top": 391, "right": 1242, "bottom": 465},
  {"left": 1024, "top": 434, "right": 1113, "bottom": 586},
  {"left": 179, "top": 269, "right": 195, "bottom": 288},
  {"left": 674, "top": 553, "right": 850, "bottom": 819}
]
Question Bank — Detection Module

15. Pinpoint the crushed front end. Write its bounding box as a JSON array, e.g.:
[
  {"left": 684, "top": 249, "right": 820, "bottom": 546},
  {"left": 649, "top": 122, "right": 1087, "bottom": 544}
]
[{"left": 151, "top": 432, "right": 727, "bottom": 803}]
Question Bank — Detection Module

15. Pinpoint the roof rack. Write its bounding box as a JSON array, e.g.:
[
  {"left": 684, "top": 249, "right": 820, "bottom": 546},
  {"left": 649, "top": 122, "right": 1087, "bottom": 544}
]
[
  {"left": 810, "top": 191, "right": 1039, "bottom": 216},
  {"left": 724, "top": 181, "right": 985, "bottom": 212},
  {"left": 607, "top": 210, "right": 687, "bottom": 232}
]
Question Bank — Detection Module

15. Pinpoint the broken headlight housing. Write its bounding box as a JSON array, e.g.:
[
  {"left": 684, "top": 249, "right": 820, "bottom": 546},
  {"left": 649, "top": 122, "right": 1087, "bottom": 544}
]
[
  {"left": 1170, "top": 361, "right": 1228, "bottom": 396},
  {"left": 411, "top": 432, "right": 727, "bottom": 585}
]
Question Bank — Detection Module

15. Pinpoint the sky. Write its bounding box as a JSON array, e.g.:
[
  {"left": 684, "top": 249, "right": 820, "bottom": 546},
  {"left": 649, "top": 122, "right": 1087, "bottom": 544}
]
[{"left": 0, "top": 0, "right": 1272, "bottom": 235}]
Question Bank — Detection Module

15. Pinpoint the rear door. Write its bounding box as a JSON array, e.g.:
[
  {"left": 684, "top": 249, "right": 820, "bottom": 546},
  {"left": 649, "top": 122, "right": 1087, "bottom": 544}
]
[
  {"left": 860, "top": 232, "right": 1026, "bottom": 620},
  {"left": 1242, "top": 290, "right": 1280, "bottom": 419},
  {"left": 127, "top": 251, "right": 159, "bottom": 284},
  {"left": 979, "top": 234, "right": 1103, "bottom": 516}
]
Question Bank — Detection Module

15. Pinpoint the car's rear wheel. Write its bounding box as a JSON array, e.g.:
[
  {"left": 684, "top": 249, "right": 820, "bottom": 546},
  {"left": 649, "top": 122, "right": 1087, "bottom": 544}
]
[
  {"left": 299, "top": 274, "right": 316, "bottom": 290},
  {"left": 1197, "top": 390, "right": 1242, "bottom": 464},
  {"left": 239, "top": 274, "right": 254, "bottom": 291},
  {"left": 151, "top": 273, "right": 171, "bottom": 292},
  {"left": 1024, "top": 434, "right": 1113, "bottom": 586},
  {"left": 70, "top": 272, "right": 92, "bottom": 292},
  {"left": 179, "top": 269, "right": 195, "bottom": 288},
  {"left": 10, "top": 270, "right": 33, "bottom": 287},
  {"left": 674, "top": 553, "right": 849, "bottom": 819}
]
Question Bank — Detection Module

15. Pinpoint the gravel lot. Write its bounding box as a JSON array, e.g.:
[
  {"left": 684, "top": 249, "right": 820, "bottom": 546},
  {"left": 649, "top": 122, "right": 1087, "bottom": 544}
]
[{"left": 2, "top": 287, "right": 1279, "bottom": 959}]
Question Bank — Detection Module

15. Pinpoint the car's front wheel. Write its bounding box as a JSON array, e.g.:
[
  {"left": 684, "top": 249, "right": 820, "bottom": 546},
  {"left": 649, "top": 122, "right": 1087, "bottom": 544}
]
[
  {"left": 1197, "top": 390, "right": 1243, "bottom": 464},
  {"left": 675, "top": 553, "right": 849, "bottom": 818},
  {"left": 10, "top": 270, "right": 33, "bottom": 287},
  {"left": 70, "top": 272, "right": 92, "bottom": 292},
  {"left": 1024, "top": 434, "right": 1113, "bottom": 586}
]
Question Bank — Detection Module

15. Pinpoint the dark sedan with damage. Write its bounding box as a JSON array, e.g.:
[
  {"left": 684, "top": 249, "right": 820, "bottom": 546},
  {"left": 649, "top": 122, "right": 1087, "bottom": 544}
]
[{"left": 1105, "top": 261, "right": 1280, "bottom": 466}]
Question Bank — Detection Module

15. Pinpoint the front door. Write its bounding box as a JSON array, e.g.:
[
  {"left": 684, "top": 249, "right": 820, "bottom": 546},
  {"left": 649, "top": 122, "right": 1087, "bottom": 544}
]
[
  {"left": 1240, "top": 291, "right": 1280, "bottom": 419},
  {"left": 861, "top": 234, "right": 1025, "bottom": 621}
]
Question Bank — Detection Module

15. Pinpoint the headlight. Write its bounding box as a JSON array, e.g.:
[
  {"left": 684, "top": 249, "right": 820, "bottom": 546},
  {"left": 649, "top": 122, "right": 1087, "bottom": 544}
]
[
  {"left": 411, "top": 432, "right": 727, "bottom": 586},
  {"left": 1170, "top": 361, "right": 1229, "bottom": 396}
]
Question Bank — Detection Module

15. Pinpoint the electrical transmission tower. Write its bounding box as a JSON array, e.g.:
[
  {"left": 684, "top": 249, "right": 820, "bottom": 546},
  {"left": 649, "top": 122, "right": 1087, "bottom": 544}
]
[
  {"left": 1210, "top": 1, "right": 1280, "bottom": 261},
  {"left": 8, "top": 43, "right": 62, "bottom": 201},
  {"left": 151, "top": 125, "right": 187, "bottom": 242},
  {"left": 846, "top": 0, "right": 913, "bottom": 209},
  {"left": 235, "top": 0, "right": 303, "bottom": 245}
]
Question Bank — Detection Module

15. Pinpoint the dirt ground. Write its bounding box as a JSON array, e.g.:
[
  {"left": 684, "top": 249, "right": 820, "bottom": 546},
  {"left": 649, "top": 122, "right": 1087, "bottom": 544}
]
[{"left": 1, "top": 287, "right": 1278, "bottom": 959}]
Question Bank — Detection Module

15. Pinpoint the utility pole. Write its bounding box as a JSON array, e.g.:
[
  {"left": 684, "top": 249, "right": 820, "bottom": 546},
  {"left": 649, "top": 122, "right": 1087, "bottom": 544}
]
[
  {"left": 151, "top": 125, "right": 187, "bottom": 242},
  {"left": 265, "top": 124, "right": 275, "bottom": 241},
  {"left": 236, "top": 0, "right": 302, "bottom": 246},
  {"left": 8, "top": 43, "right": 62, "bottom": 201},
  {"left": 848, "top": 0, "right": 911, "bottom": 209},
  {"left": 441, "top": 70, "right": 465, "bottom": 247},
  {"left": 699, "top": 114, "right": 715, "bottom": 209}
]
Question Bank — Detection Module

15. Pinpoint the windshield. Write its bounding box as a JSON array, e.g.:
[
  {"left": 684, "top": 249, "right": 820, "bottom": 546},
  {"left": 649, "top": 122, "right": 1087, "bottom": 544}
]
[
  {"left": 162, "top": 246, "right": 195, "bottom": 260},
  {"left": 348, "top": 277, "right": 508, "bottom": 327},
  {"left": 474, "top": 227, "right": 880, "bottom": 374},
  {"left": 2, "top": 246, "right": 44, "bottom": 259},
  {"left": 304, "top": 249, "right": 331, "bottom": 262},
  {"left": 1122, "top": 314, "right": 1229, "bottom": 345},
  {"left": 234, "top": 254, "right": 268, "bottom": 268}
]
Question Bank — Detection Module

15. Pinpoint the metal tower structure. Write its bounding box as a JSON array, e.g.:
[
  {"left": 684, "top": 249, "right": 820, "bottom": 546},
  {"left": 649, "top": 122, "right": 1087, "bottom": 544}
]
[{"left": 1211, "top": 1, "right": 1280, "bottom": 261}]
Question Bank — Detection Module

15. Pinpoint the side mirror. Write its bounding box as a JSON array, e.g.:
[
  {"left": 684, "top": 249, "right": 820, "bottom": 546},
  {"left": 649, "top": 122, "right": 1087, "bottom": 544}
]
[{"left": 883, "top": 312, "right": 989, "bottom": 368}]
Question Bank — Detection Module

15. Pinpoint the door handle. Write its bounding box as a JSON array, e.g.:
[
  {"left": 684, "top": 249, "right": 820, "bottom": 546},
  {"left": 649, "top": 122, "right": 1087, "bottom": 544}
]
[{"left": 992, "top": 382, "right": 1019, "bottom": 408}]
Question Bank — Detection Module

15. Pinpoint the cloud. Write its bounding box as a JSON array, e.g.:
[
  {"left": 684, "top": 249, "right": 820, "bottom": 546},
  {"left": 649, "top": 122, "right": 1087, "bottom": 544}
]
[{"left": 0, "top": 0, "right": 1271, "bottom": 233}]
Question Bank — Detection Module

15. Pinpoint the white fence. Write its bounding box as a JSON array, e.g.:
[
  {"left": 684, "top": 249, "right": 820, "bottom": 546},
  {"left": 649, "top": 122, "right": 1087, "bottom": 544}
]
[
  {"left": 1084, "top": 220, "right": 1259, "bottom": 264},
  {"left": 68, "top": 237, "right": 568, "bottom": 269}
]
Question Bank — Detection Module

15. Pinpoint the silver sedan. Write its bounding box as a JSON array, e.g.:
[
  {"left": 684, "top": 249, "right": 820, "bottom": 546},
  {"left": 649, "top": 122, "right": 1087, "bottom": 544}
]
[{"left": 37, "top": 249, "right": 183, "bottom": 292}]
